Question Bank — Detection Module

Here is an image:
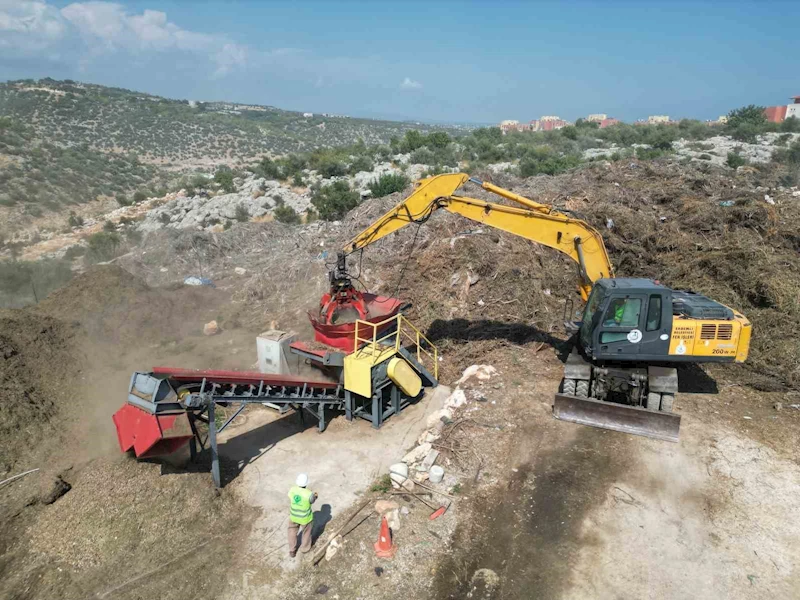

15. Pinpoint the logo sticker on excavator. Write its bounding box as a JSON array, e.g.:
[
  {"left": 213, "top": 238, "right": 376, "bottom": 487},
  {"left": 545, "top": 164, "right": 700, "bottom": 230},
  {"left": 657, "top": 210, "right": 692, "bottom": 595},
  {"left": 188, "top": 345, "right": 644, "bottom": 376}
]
[{"left": 627, "top": 329, "right": 642, "bottom": 343}]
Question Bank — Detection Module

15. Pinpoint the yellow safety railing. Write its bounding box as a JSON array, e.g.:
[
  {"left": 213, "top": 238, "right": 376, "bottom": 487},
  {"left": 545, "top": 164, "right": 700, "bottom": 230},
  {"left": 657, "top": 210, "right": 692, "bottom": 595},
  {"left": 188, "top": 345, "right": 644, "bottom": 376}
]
[{"left": 353, "top": 314, "right": 439, "bottom": 380}]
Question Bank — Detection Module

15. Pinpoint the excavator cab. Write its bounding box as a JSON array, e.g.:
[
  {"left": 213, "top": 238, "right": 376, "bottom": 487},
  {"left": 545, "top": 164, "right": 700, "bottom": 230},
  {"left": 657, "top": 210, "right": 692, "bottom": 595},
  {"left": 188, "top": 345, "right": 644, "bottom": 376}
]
[{"left": 578, "top": 279, "right": 673, "bottom": 363}]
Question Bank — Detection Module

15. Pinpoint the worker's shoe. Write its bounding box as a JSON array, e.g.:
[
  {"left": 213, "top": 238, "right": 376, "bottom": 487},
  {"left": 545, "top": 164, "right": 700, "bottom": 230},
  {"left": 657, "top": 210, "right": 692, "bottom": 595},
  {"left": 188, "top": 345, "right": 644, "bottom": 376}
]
[{"left": 289, "top": 551, "right": 296, "bottom": 558}]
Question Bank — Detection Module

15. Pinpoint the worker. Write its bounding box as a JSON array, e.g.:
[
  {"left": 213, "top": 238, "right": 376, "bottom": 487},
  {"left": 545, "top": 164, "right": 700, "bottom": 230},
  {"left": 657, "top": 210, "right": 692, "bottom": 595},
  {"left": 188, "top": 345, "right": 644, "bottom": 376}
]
[
  {"left": 605, "top": 298, "right": 626, "bottom": 326},
  {"left": 287, "top": 473, "right": 317, "bottom": 558}
]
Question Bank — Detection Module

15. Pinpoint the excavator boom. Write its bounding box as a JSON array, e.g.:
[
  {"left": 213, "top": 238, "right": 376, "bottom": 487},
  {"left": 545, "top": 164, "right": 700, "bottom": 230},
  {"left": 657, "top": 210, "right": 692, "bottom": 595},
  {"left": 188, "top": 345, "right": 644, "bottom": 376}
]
[{"left": 344, "top": 173, "right": 613, "bottom": 300}]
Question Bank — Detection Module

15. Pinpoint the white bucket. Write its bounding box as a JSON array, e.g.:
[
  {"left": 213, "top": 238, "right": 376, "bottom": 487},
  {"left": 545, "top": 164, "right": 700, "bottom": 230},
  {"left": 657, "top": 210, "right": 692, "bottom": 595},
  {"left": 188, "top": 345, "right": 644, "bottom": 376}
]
[{"left": 429, "top": 465, "right": 444, "bottom": 483}]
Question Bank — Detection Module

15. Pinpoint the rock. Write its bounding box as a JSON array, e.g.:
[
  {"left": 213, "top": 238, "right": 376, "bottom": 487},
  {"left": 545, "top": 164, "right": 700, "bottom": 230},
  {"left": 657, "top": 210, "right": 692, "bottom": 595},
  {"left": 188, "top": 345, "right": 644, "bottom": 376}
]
[
  {"left": 203, "top": 320, "right": 220, "bottom": 336},
  {"left": 234, "top": 267, "right": 247, "bottom": 275},
  {"left": 374, "top": 500, "right": 400, "bottom": 515},
  {"left": 445, "top": 389, "right": 467, "bottom": 410},
  {"left": 400, "top": 506, "right": 410, "bottom": 516},
  {"left": 426, "top": 408, "right": 453, "bottom": 429},
  {"left": 456, "top": 364, "right": 498, "bottom": 385},
  {"left": 402, "top": 442, "right": 432, "bottom": 465},
  {"left": 324, "top": 537, "right": 342, "bottom": 562},
  {"left": 389, "top": 462, "right": 409, "bottom": 488},
  {"left": 764, "top": 194, "right": 775, "bottom": 205},
  {"left": 418, "top": 449, "right": 440, "bottom": 473},
  {"left": 774, "top": 402, "right": 783, "bottom": 411},
  {"left": 386, "top": 507, "right": 401, "bottom": 530}
]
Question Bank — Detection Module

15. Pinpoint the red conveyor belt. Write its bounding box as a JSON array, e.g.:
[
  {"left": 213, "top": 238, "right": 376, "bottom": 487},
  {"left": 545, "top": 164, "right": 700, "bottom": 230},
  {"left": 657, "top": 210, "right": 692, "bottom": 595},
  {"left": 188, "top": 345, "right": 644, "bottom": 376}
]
[{"left": 152, "top": 366, "right": 339, "bottom": 389}]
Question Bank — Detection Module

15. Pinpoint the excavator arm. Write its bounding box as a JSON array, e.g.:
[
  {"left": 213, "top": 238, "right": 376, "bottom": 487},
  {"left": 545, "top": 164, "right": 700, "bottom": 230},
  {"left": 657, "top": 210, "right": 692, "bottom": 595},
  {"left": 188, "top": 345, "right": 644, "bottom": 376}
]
[{"left": 344, "top": 173, "right": 614, "bottom": 300}]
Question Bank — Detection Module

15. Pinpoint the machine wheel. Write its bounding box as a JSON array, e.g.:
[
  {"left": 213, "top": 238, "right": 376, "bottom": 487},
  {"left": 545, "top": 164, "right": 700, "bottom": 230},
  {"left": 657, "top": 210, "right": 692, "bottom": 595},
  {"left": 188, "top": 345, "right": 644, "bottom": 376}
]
[
  {"left": 646, "top": 392, "right": 661, "bottom": 412},
  {"left": 660, "top": 394, "right": 675, "bottom": 413},
  {"left": 562, "top": 378, "right": 576, "bottom": 396},
  {"left": 576, "top": 380, "right": 590, "bottom": 398}
]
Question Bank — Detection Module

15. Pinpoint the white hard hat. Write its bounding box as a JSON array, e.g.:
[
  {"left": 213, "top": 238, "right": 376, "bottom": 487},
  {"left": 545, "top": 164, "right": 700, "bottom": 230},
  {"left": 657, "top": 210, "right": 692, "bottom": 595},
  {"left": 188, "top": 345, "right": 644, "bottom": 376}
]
[{"left": 296, "top": 473, "right": 309, "bottom": 487}]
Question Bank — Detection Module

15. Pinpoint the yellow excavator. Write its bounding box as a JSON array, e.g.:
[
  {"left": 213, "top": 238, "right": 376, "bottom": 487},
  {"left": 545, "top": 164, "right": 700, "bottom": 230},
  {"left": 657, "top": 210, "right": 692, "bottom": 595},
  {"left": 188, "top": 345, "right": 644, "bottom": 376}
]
[{"left": 340, "top": 173, "right": 752, "bottom": 441}]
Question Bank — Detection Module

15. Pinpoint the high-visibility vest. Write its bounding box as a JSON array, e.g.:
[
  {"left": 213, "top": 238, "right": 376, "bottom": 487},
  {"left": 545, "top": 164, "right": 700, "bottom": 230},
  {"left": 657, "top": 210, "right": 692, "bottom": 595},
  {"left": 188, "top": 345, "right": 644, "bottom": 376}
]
[{"left": 288, "top": 485, "right": 313, "bottom": 525}]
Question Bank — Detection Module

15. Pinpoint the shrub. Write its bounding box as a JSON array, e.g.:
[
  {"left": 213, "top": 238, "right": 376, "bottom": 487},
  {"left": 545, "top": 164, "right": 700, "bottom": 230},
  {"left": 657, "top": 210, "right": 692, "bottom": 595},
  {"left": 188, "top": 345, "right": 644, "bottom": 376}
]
[
  {"left": 116, "top": 194, "right": 133, "bottom": 206},
  {"left": 772, "top": 139, "right": 800, "bottom": 167},
  {"left": 67, "top": 213, "right": 84, "bottom": 227},
  {"left": 400, "top": 130, "right": 427, "bottom": 153},
  {"left": 132, "top": 190, "right": 147, "bottom": 203},
  {"left": 159, "top": 212, "right": 171, "bottom": 224},
  {"left": 726, "top": 152, "right": 746, "bottom": 169},
  {"left": 63, "top": 245, "right": 86, "bottom": 260},
  {"left": 214, "top": 168, "right": 235, "bottom": 193},
  {"left": 235, "top": 204, "right": 250, "bottom": 222},
  {"left": 255, "top": 156, "right": 281, "bottom": 179},
  {"left": 311, "top": 181, "right": 360, "bottom": 221},
  {"left": 103, "top": 220, "right": 116, "bottom": 232},
  {"left": 274, "top": 205, "right": 301, "bottom": 224},
  {"left": 519, "top": 153, "right": 581, "bottom": 177},
  {"left": 427, "top": 131, "right": 451, "bottom": 149},
  {"left": 292, "top": 173, "right": 305, "bottom": 187},
  {"left": 780, "top": 116, "right": 800, "bottom": 133},
  {"left": 315, "top": 157, "right": 347, "bottom": 178},
  {"left": 86, "top": 231, "right": 122, "bottom": 263},
  {"left": 410, "top": 147, "right": 435, "bottom": 164},
  {"left": 305, "top": 207, "right": 318, "bottom": 223},
  {"left": 698, "top": 154, "right": 712, "bottom": 161},
  {"left": 348, "top": 155, "right": 374, "bottom": 175},
  {"left": 369, "top": 173, "right": 409, "bottom": 198}
]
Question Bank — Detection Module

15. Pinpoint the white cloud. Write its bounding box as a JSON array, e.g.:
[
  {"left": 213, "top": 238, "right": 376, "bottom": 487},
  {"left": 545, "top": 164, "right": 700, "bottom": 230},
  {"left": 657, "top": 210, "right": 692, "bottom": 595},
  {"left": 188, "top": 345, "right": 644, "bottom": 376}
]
[
  {"left": 400, "top": 77, "right": 422, "bottom": 90},
  {"left": 0, "top": 0, "right": 66, "bottom": 51},
  {"left": 0, "top": 1, "right": 247, "bottom": 75}
]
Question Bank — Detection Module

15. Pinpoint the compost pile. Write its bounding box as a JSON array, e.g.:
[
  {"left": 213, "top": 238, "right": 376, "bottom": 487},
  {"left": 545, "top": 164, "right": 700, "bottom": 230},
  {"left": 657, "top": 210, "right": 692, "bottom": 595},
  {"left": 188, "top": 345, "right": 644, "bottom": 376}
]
[
  {"left": 335, "top": 160, "right": 800, "bottom": 389},
  {"left": 0, "top": 310, "right": 83, "bottom": 474}
]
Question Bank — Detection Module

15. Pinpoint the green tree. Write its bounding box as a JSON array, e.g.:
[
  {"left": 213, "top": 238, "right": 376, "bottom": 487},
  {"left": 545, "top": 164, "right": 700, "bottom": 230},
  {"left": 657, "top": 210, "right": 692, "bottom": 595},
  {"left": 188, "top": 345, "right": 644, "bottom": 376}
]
[
  {"left": 727, "top": 105, "right": 767, "bottom": 129},
  {"left": 726, "top": 105, "right": 768, "bottom": 142},
  {"left": 214, "top": 168, "right": 235, "bottom": 192},
  {"left": 400, "top": 130, "right": 427, "bottom": 153},
  {"left": 311, "top": 181, "right": 360, "bottom": 220},
  {"left": 427, "top": 131, "right": 451, "bottom": 149}
]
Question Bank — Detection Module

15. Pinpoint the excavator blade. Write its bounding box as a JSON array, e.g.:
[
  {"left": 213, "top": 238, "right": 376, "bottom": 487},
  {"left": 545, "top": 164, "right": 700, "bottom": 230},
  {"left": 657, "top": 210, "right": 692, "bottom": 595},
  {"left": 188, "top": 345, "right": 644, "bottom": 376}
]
[{"left": 553, "top": 394, "right": 681, "bottom": 443}]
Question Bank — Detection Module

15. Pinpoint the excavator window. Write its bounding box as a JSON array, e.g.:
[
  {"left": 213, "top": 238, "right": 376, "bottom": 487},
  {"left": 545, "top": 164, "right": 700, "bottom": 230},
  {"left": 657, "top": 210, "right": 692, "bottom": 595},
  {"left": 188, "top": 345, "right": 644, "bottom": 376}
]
[
  {"left": 602, "top": 297, "right": 641, "bottom": 327},
  {"left": 646, "top": 295, "right": 662, "bottom": 331}
]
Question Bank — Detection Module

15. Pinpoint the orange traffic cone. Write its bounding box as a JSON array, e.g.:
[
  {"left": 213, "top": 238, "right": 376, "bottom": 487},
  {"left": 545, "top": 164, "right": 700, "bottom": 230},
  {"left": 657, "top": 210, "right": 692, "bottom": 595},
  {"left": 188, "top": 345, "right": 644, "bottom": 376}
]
[{"left": 373, "top": 515, "right": 397, "bottom": 559}]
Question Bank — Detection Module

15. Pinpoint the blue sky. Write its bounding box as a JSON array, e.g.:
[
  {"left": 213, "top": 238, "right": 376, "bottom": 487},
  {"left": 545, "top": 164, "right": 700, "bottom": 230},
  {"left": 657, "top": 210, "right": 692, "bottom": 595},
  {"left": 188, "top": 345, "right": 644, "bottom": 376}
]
[{"left": 1, "top": 1, "right": 797, "bottom": 124}]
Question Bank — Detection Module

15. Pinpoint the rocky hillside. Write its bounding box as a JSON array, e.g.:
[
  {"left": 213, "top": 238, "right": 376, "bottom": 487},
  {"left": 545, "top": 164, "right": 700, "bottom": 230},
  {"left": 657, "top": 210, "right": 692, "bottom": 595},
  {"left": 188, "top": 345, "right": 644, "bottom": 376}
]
[{"left": 0, "top": 79, "right": 465, "bottom": 164}]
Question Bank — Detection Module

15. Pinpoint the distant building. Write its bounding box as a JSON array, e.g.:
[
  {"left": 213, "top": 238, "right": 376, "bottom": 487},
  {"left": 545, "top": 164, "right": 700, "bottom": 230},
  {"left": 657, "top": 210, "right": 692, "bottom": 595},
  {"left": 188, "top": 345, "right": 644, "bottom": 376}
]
[
  {"left": 539, "top": 116, "right": 569, "bottom": 131},
  {"left": 648, "top": 115, "right": 670, "bottom": 124},
  {"left": 599, "top": 118, "right": 620, "bottom": 128},
  {"left": 303, "top": 112, "right": 313, "bottom": 118},
  {"left": 587, "top": 114, "right": 607, "bottom": 123},
  {"left": 762, "top": 97, "right": 800, "bottom": 123},
  {"left": 785, "top": 96, "right": 800, "bottom": 121}
]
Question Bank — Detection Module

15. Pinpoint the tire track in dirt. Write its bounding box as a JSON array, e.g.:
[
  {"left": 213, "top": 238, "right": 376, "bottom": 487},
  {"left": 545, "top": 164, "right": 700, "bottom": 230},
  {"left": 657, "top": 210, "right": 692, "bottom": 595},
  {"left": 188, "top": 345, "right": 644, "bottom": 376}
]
[{"left": 432, "top": 422, "right": 635, "bottom": 599}]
